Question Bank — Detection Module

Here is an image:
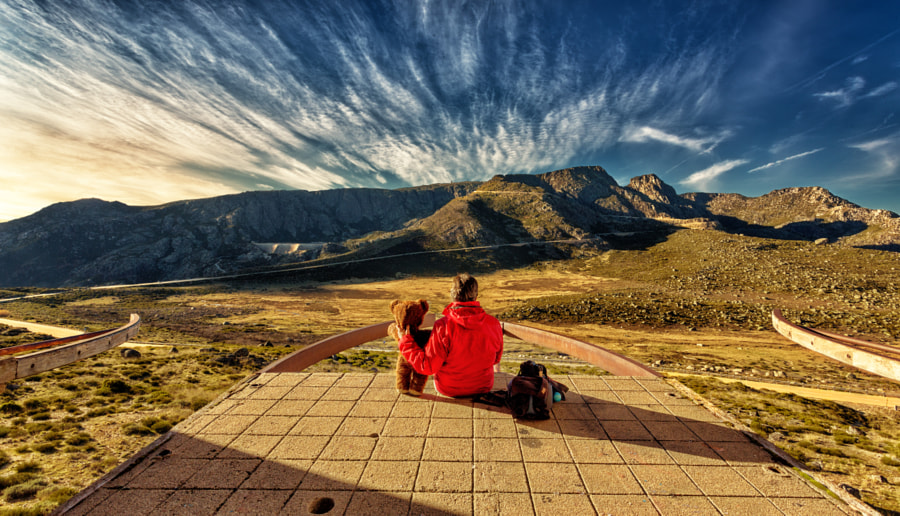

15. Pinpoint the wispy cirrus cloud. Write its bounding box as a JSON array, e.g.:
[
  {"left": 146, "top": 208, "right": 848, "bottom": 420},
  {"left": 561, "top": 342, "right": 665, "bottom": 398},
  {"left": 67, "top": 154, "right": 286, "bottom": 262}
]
[
  {"left": 679, "top": 159, "right": 750, "bottom": 191},
  {"left": 748, "top": 148, "right": 824, "bottom": 173},
  {"left": 814, "top": 76, "right": 866, "bottom": 107},
  {"left": 620, "top": 126, "right": 731, "bottom": 153}
]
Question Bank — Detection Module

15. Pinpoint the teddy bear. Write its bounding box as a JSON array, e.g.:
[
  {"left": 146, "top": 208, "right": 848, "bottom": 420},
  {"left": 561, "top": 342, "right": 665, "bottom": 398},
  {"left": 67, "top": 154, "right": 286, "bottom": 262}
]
[{"left": 387, "top": 299, "right": 431, "bottom": 396}]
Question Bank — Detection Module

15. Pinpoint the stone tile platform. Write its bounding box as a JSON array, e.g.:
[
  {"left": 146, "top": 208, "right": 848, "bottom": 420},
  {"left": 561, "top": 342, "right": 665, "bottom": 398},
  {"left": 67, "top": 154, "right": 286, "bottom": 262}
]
[{"left": 59, "top": 373, "right": 853, "bottom": 515}]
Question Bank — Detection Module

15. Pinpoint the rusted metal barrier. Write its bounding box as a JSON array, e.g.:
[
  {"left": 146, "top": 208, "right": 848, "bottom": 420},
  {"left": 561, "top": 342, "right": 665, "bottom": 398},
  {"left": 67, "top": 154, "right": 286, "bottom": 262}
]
[
  {"left": 772, "top": 309, "right": 900, "bottom": 382},
  {"left": 262, "top": 314, "right": 659, "bottom": 377},
  {"left": 0, "top": 314, "right": 141, "bottom": 388}
]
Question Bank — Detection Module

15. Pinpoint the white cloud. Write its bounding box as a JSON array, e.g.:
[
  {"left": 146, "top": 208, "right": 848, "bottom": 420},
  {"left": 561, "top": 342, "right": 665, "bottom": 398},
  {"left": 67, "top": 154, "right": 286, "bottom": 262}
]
[
  {"left": 748, "top": 148, "right": 824, "bottom": 173},
  {"left": 620, "top": 126, "right": 729, "bottom": 153},
  {"left": 679, "top": 159, "right": 750, "bottom": 191},
  {"left": 843, "top": 134, "right": 900, "bottom": 183},
  {"left": 814, "top": 76, "right": 866, "bottom": 107},
  {"left": 863, "top": 81, "right": 898, "bottom": 98},
  {"left": 852, "top": 55, "right": 869, "bottom": 65}
]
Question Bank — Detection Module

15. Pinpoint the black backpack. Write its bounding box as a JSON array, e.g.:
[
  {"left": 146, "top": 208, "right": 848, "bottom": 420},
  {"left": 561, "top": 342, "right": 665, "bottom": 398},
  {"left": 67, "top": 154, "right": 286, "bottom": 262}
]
[{"left": 506, "top": 360, "right": 567, "bottom": 420}]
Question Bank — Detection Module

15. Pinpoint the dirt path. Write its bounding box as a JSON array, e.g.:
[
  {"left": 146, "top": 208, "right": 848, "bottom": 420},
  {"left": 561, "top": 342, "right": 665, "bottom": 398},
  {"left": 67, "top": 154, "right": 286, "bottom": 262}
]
[
  {"left": 0, "top": 318, "right": 82, "bottom": 338},
  {"left": 667, "top": 372, "right": 900, "bottom": 408}
]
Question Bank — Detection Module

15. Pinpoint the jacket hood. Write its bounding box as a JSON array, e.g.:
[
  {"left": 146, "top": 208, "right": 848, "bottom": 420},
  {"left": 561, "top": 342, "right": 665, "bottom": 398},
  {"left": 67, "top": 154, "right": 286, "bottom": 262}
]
[{"left": 443, "top": 301, "right": 489, "bottom": 330}]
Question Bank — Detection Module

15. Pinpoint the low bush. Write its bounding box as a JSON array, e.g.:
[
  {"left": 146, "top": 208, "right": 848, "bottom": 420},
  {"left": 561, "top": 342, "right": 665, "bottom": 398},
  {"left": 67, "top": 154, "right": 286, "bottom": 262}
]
[{"left": 3, "top": 478, "right": 48, "bottom": 502}]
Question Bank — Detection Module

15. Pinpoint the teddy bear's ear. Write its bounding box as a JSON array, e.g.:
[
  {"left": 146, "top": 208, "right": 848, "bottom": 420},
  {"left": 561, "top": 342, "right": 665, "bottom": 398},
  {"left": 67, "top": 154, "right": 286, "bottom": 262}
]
[
  {"left": 390, "top": 300, "right": 402, "bottom": 311},
  {"left": 418, "top": 299, "right": 429, "bottom": 312}
]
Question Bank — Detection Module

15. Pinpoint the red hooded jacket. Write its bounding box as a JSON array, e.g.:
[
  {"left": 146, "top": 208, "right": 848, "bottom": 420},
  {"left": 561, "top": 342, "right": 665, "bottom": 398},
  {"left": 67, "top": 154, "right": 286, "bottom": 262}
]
[{"left": 398, "top": 301, "right": 503, "bottom": 397}]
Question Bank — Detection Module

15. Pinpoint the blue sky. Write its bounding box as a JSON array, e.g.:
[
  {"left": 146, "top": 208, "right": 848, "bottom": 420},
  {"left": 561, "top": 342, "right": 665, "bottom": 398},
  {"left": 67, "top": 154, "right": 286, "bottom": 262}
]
[{"left": 1, "top": 0, "right": 898, "bottom": 221}]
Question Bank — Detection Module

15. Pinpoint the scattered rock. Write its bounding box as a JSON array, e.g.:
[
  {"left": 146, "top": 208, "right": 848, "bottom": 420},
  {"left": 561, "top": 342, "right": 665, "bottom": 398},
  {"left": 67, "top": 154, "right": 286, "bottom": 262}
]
[
  {"left": 170, "top": 347, "right": 179, "bottom": 353},
  {"left": 869, "top": 475, "right": 888, "bottom": 484},
  {"left": 120, "top": 348, "right": 141, "bottom": 359},
  {"left": 814, "top": 237, "right": 828, "bottom": 245},
  {"left": 838, "top": 483, "right": 861, "bottom": 499}
]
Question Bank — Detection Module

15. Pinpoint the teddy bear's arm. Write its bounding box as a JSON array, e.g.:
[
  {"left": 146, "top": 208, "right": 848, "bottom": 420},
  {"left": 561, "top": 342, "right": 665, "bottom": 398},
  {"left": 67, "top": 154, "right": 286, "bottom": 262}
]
[{"left": 398, "top": 329, "right": 447, "bottom": 376}]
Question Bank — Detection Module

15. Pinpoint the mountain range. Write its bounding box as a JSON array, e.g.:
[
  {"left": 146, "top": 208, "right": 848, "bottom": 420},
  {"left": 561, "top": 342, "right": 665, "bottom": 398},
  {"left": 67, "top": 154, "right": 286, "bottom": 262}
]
[{"left": 1, "top": 166, "right": 898, "bottom": 287}]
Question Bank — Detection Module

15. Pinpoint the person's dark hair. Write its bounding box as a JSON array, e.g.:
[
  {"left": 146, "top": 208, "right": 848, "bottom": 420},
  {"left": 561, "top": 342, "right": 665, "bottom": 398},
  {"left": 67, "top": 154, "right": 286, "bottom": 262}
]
[{"left": 450, "top": 273, "right": 478, "bottom": 302}]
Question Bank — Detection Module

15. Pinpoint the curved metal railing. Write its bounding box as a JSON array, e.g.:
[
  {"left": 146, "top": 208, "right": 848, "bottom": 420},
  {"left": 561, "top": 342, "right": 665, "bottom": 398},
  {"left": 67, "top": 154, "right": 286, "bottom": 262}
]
[
  {"left": 262, "top": 313, "right": 659, "bottom": 377},
  {"left": 0, "top": 314, "right": 141, "bottom": 388},
  {"left": 772, "top": 309, "right": 900, "bottom": 382}
]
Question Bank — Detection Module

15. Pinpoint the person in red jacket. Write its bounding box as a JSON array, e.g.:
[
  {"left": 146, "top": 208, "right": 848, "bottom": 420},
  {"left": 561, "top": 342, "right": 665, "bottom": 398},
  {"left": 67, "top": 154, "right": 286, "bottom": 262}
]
[{"left": 398, "top": 273, "right": 503, "bottom": 397}]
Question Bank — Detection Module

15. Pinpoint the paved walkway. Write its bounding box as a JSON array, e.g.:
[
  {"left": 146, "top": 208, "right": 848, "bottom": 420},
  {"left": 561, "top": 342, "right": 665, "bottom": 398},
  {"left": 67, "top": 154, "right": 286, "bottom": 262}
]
[{"left": 59, "top": 373, "right": 852, "bottom": 515}]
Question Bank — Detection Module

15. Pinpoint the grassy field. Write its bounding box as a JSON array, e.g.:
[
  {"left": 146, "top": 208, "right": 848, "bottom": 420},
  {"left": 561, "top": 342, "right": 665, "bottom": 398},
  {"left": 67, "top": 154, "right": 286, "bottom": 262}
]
[{"left": 1, "top": 228, "right": 899, "bottom": 514}]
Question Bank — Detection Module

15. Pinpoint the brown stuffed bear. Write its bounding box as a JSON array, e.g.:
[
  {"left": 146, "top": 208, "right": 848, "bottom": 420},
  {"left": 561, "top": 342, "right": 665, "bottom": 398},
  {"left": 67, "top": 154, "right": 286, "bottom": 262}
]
[{"left": 387, "top": 299, "right": 431, "bottom": 396}]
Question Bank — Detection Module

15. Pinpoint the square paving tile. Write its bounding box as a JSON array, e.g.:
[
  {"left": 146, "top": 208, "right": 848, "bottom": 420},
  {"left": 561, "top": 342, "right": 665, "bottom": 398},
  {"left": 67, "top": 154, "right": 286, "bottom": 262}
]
[
  {"left": 333, "top": 374, "right": 374, "bottom": 388},
  {"left": 591, "top": 494, "right": 659, "bottom": 515},
  {"left": 474, "top": 437, "right": 523, "bottom": 462},
  {"left": 683, "top": 465, "right": 761, "bottom": 496},
  {"left": 360, "top": 387, "right": 401, "bottom": 402},
  {"left": 475, "top": 418, "right": 518, "bottom": 438},
  {"left": 349, "top": 401, "right": 395, "bottom": 417},
  {"left": 771, "top": 497, "right": 850, "bottom": 515},
  {"left": 196, "top": 414, "right": 256, "bottom": 435},
  {"left": 305, "top": 400, "right": 356, "bottom": 417},
  {"left": 298, "top": 460, "right": 366, "bottom": 491},
  {"left": 168, "top": 433, "right": 234, "bottom": 459},
  {"left": 267, "top": 435, "right": 330, "bottom": 460},
  {"left": 227, "top": 399, "right": 277, "bottom": 415},
  {"left": 382, "top": 416, "right": 430, "bottom": 437},
  {"left": 558, "top": 418, "right": 607, "bottom": 439},
  {"left": 711, "top": 441, "right": 779, "bottom": 465},
  {"left": 240, "top": 458, "right": 311, "bottom": 489},
  {"left": 590, "top": 404, "right": 636, "bottom": 420},
  {"left": 605, "top": 378, "right": 645, "bottom": 390},
  {"left": 734, "top": 465, "right": 823, "bottom": 498},
  {"left": 321, "top": 386, "right": 366, "bottom": 401},
  {"left": 614, "top": 440, "right": 675, "bottom": 465},
  {"left": 244, "top": 415, "right": 298, "bottom": 435},
  {"left": 628, "top": 404, "right": 679, "bottom": 422},
  {"left": 642, "top": 420, "right": 700, "bottom": 441},
  {"left": 650, "top": 495, "right": 720, "bottom": 515},
  {"left": 264, "top": 399, "right": 314, "bottom": 416},
  {"left": 372, "top": 436, "right": 425, "bottom": 461},
  {"left": 423, "top": 437, "right": 473, "bottom": 461},
  {"left": 683, "top": 421, "right": 748, "bottom": 442},
  {"left": 415, "top": 461, "right": 473, "bottom": 492},
  {"left": 427, "top": 417, "right": 473, "bottom": 438},
  {"left": 551, "top": 403, "right": 596, "bottom": 420},
  {"left": 282, "top": 490, "right": 352, "bottom": 515},
  {"left": 318, "top": 435, "right": 377, "bottom": 461},
  {"left": 125, "top": 458, "right": 207, "bottom": 489},
  {"left": 82, "top": 488, "right": 170, "bottom": 515},
  {"left": 358, "top": 460, "right": 419, "bottom": 491},
  {"left": 248, "top": 385, "right": 293, "bottom": 400},
  {"left": 568, "top": 439, "right": 625, "bottom": 464},
  {"left": 520, "top": 438, "right": 573, "bottom": 462},
  {"left": 570, "top": 378, "right": 612, "bottom": 391},
  {"left": 617, "top": 391, "right": 661, "bottom": 405},
  {"left": 218, "top": 434, "right": 283, "bottom": 458},
  {"left": 432, "top": 400, "right": 474, "bottom": 418},
  {"left": 579, "top": 464, "right": 645, "bottom": 494},
  {"left": 515, "top": 419, "right": 563, "bottom": 439},
  {"left": 710, "top": 496, "right": 782, "bottom": 516},
  {"left": 182, "top": 458, "right": 260, "bottom": 489},
  {"left": 289, "top": 416, "right": 344, "bottom": 436},
  {"left": 582, "top": 391, "right": 624, "bottom": 405},
  {"left": 283, "top": 385, "right": 328, "bottom": 400},
  {"left": 637, "top": 379, "right": 674, "bottom": 392},
  {"left": 474, "top": 462, "right": 529, "bottom": 492},
  {"left": 264, "top": 372, "right": 308, "bottom": 386},
  {"left": 153, "top": 488, "right": 232, "bottom": 514},
  {"left": 532, "top": 493, "right": 595, "bottom": 515},
  {"left": 300, "top": 374, "right": 341, "bottom": 387},
  {"left": 410, "top": 492, "right": 472, "bottom": 516},
  {"left": 662, "top": 440, "right": 728, "bottom": 466},
  {"left": 525, "top": 462, "right": 586, "bottom": 493},
  {"left": 474, "top": 493, "right": 534, "bottom": 516},
  {"left": 336, "top": 416, "right": 387, "bottom": 436},
  {"left": 389, "top": 400, "right": 432, "bottom": 418},
  {"left": 630, "top": 465, "right": 703, "bottom": 496},
  {"left": 602, "top": 420, "right": 654, "bottom": 440},
  {"left": 217, "top": 488, "right": 292, "bottom": 514}
]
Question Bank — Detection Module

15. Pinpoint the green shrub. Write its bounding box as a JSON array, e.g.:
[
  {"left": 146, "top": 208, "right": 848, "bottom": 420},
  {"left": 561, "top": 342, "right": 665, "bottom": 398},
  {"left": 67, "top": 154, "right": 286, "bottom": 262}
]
[
  {"left": 38, "top": 485, "right": 78, "bottom": 504},
  {"left": 121, "top": 423, "right": 154, "bottom": 436},
  {"left": 150, "top": 421, "right": 172, "bottom": 434},
  {"left": 32, "top": 442, "right": 58, "bottom": 455},
  {"left": 0, "top": 403, "right": 23, "bottom": 415},
  {"left": 0, "top": 451, "right": 8, "bottom": 469},
  {"left": 97, "top": 379, "right": 132, "bottom": 395},
  {"left": 65, "top": 433, "right": 92, "bottom": 446},
  {"left": 3, "top": 478, "right": 47, "bottom": 502},
  {"left": 0, "top": 472, "right": 36, "bottom": 489},
  {"left": 14, "top": 462, "right": 41, "bottom": 474},
  {"left": 0, "top": 426, "right": 10, "bottom": 438},
  {"left": 882, "top": 455, "right": 900, "bottom": 467},
  {"left": 30, "top": 412, "right": 51, "bottom": 421}
]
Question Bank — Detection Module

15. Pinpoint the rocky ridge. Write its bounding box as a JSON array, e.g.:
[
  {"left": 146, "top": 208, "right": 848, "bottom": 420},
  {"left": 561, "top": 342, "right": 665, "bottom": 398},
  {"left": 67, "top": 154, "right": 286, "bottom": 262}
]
[{"left": 0, "top": 166, "right": 897, "bottom": 287}]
